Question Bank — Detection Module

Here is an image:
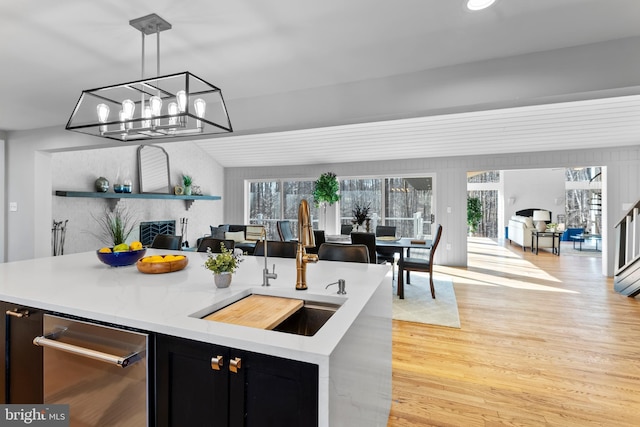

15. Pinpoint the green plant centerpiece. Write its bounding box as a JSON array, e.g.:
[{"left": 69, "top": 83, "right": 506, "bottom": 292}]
[
  {"left": 91, "top": 205, "right": 137, "bottom": 248},
  {"left": 312, "top": 172, "right": 340, "bottom": 207},
  {"left": 467, "top": 196, "right": 482, "bottom": 235},
  {"left": 352, "top": 202, "right": 371, "bottom": 232},
  {"left": 204, "top": 243, "right": 243, "bottom": 288}
]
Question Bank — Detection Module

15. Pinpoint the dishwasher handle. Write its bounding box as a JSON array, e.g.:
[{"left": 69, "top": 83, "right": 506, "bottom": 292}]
[{"left": 33, "top": 335, "right": 141, "bottom": 368}]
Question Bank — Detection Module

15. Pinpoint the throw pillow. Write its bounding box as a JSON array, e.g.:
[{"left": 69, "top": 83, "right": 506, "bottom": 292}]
[
  {"left": 245, "top": 225, "right": 264, "bottom": 241},
  {"left": 225, "top": 231, "right": 245, "bottom": 243},
  {"left": 524, "top": 217, "right": 534, "bottom": 228},
  {"left": 210, "top": 225, "right": 228, "bottom": 239}
]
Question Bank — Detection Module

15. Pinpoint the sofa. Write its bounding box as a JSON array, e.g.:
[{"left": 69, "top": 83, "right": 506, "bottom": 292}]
[
  {"left": 198, "top": 224, "right": 265, "bottom": 254},
  {"left": 507, "top": 215, "right": 557, "bottom": 251}
]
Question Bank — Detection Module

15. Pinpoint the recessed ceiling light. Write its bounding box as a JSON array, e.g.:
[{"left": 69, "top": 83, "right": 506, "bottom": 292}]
[{"left": 467, "top": 0, "right": 496, "bottom": 11}]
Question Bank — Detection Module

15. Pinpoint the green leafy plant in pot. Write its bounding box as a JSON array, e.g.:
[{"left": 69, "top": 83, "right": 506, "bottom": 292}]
[
  {"left": 203, "top": 243, "right": 243, "bottom": 288},
  {"left": 467, "top": 196, "right": 482, "bottom": 235},
  {"left": 182, "top": 174, "right": 193, "bottom": 195},
  {"left": 90, "top": 205, "right": 137, "bottom": 248},
  {"left": 313, "top": 172, "right": 340, "bottom": 230}
]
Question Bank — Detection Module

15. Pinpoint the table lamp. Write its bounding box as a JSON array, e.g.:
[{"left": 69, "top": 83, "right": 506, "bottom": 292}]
[{"left": 533, "top": 210, "right": 550, "bottom": 232}]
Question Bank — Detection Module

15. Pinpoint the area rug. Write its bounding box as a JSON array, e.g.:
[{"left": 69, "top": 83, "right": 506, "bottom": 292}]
[{"left": 392, "top": 273, "right": 461, "bottom": 328}]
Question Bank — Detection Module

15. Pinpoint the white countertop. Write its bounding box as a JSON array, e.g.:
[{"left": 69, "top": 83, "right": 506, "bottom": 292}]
[{"left": 0, "top": 249, "right": 390, "bottom": 364}]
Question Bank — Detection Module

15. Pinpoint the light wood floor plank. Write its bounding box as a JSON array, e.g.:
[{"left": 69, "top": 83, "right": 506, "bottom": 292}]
[{"left": 388, "top": 238, "right": 640, "bottom": 427}]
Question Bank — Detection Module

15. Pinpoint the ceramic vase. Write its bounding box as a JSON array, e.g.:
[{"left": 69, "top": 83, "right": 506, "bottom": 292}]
[
  {"left": 214, "top": 272, "right": 232, "bottom": 288},
  {"left": 184, "top": 185, "right": 192, "bottom": 196}
]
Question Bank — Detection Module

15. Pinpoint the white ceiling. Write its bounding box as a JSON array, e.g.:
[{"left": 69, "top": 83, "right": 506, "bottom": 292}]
[{"left": 2, "top": 0, "right": 640, "bottom": 167}]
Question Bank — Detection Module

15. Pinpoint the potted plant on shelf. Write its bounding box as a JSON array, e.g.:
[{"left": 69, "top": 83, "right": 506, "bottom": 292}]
[
  {"left": 352, "top": 202, "right": 371, "bottom": 232},
  {"left": 182, "top": 174, "right": 193, "bottom": 196},
  {"left": 203, "top": 243, "right": 243, "bottom": 288}
]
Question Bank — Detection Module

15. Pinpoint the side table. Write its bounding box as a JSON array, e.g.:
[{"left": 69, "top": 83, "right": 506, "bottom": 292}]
[{"left": 531, "top": 230, "right": 563, "bottom": 256}]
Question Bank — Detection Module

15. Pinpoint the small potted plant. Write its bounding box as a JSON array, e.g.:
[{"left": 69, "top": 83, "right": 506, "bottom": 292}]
[
  {"left": 352, "top": 202, "right": 371, "bottom": 232},
  {"left": 203, "top": 243, "right": 243, "bottom": 288},
  {"left": 182, "top": 174, "right": 193, "bottom": 196}
]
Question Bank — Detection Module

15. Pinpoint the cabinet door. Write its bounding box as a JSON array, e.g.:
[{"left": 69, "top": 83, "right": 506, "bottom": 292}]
[
  {"left": 156, "top": 334, "right": 230, "bottom": 427},
  {"left": 5, "top": 303, "right": 43, "bottom": 403},
  {"left": 232, "top": 350, "right": 319, "bottom": 427}
]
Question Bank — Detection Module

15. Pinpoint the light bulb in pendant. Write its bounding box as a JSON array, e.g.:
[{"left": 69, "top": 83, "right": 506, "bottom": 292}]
[
  {"left": 168, "top": 102, "right": 178, "bottom": 126},
  {"left": 149, "top": 96, "right": 162, "bottom": 126},
  {"left": 122, "top": 99, "right": 135, "bottom": 129},
  {"left": 176, "top": 90, "right": 187, "bottom": 112},
  {"left": 194, "top": 98, "right": 206, "bottom": 129},
  {"left": 97, "top": 103, "right": 109, "bottom": 133}
]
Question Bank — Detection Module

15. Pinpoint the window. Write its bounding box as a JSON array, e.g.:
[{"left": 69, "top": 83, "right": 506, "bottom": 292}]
[{"left": 249, "top": 175, "right": 434, "bottom": 238}]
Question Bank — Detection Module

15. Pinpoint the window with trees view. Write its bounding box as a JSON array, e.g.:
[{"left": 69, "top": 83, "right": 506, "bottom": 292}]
[{"left": 248, "top": 175, "right": 435, "bottom": 239}]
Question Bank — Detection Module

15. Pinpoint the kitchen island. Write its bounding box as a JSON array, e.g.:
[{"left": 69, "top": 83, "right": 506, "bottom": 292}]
[{"left": 0, "top": 249, "right": 392, "bottom": 426}]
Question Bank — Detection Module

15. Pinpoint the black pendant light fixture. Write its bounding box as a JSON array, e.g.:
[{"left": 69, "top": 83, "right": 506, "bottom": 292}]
[{"left": 66, "top": 13, "right": 232, "bottom": 141}]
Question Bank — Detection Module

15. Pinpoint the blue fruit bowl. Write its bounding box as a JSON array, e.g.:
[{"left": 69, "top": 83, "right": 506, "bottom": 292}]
[{"left": 96, "top": 249, "right": 147, "bottom": 267}]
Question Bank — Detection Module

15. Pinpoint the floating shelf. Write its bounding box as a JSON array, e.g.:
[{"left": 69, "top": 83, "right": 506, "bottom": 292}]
[{"left": 55, "top": 190, "right": 221, "bottom": 211}]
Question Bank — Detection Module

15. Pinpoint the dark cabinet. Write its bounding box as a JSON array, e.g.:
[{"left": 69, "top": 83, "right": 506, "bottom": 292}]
[
  {"left": 0, "top": 302, "right": 43, "bottom": 404},
  {"left": 155, "top": 334, "right": 318, "bottom": 427}
]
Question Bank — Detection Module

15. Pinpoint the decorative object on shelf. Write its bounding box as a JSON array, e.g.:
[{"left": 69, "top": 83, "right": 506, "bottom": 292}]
[
  {"left": 123, "top": 178, "right": 132, "bottom": 193},
  {"left": 113, "top": 183, "right": 125, "bottom": 193},
  {"left": 182, "top": 175, "right": 193, "bottom": 196},
  {"left": 203, "top": 243, "right": 243, "bottom": 288},
  {"left": 467, "top": 196, "right": 482, "bottom": 235},
  {"left": 191, "top": 185, "right": 202, "bottom": 196},
  {"left": 352, "top": 202, "right": 371, "bottom": 232},
  {"left": 533, "top": 210, "right": 551, "bottom": 232},
  {"left": 174, "top": 185, "right": 184, "bottom": 195},
  {"left": 51, "top": 219, "right": 68, "bottom": 256},
  {"left": 90, "top": 205, "right": 137, "bottom": 247},
  {"left": 95, "top": 177, "right": 109, "bottom": 193},
  {"left": 65, "top": 13, "right": 232, "bottom": 142}
]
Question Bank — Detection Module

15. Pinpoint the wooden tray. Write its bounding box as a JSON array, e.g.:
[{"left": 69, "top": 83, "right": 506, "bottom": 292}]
[
  {"left": 136, "top": 255, "right": 188, "bottom": 274},
  {"left": 203, "top": 295, "right": 304, "bottom": 330}
]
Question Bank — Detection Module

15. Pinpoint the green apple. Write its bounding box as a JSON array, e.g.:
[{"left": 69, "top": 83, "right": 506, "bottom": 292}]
[{"left": 113, "top": 243, "right": 130, "bottom": 252}]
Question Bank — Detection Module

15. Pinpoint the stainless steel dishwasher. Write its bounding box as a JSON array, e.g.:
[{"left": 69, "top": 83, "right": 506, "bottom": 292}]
[{"left": 33, "top": 314, "right": 149, "bottom": 426}]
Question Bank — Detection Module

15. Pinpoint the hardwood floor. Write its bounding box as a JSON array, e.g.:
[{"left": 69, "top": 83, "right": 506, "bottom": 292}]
[{"left": 388, "top": 237, "right": 640, "bottom": 427}]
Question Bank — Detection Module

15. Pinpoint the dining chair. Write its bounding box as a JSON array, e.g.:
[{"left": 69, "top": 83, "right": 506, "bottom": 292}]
[
  {"left": 306, "top": 230, "right": 326, "bottom": 254},
  {"left": 398, "top": 224, "right": 442, "bottom": 299},
  {"left": 197, "top": 238, "right": 235, "bottom": 253},
  {"left": 318, "top": 243, "right": 370, "bottom": 263},
  {"left": 340, "top": 224, "right": 353, "bottom": 235},
  {"left": 150, "top": 234, "right": 182, "bottom": 250},
  {"left": 349, "top": 232, "right": 377, "bottom": 264},
  {"left": 277, "top": 220, "right": 295, "bottom": 241},
  {"left": 252, "top": 240, "right": 297, "bottom": 258},
  {"left": 375, "top": 225, "right": 398, "bottom": 276}
]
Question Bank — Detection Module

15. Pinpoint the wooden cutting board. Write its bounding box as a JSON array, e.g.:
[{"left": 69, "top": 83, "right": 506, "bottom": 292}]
[{"left": 203, "top": 295, "right": 304, "bottom": 330}]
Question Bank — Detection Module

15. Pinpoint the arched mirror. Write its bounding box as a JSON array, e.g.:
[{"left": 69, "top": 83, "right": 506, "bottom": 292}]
[{"left": 137, "top": 145, "right": 171, "bottom": 194}]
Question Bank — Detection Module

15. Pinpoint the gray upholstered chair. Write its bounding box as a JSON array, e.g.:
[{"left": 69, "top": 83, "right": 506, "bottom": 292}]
[
  {"left": 150, "top": 234, "right": 182, "bottom": 250},
  {"left": 318, "top": 243, "right": 370, "bottom": 263},
  {"left": 252, "top": 240, "right": 297, "bottom": 258},
  {"left": 197, "top": 238, "right": 235, "bottom": 253},
  {"left": 277, "top": 220, "right": 295, "bottom": 242},
  {"left": 398, "top": 224, "right": 442, "bottom": 299}
]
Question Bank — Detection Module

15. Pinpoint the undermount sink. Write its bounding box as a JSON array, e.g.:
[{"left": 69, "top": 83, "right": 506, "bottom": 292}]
[
  {"left": 272, "top": 301, "right": 339, "bottom": 336},
  {"left": 193, "top": 289, "right": 343, "bottom": 336}
]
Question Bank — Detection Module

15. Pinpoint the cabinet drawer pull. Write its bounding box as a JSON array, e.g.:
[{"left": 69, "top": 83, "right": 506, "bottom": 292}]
[
  {"left": 229, "top": 357, "right": 242, "bottom": 373},
  {"left": 6, "top": 309, "right": 29, "bottom": 318},
  {"left": 211, "top": 355, "right": 224, "bottom": 371}
]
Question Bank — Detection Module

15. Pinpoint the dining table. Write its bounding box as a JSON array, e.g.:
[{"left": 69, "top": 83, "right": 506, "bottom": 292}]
[{"left": 326, "top": 235, "right": 433, "bottom": 299}]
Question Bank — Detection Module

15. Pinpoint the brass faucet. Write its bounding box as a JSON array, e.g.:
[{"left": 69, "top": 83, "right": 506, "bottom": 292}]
[{"left": 296, "top": 199, "right": 318, "bottom": 290}]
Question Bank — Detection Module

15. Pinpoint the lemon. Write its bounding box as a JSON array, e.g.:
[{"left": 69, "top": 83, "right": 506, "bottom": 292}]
[
  {"left": 149, "top": 255, "right": 165, "bottom": 263},
  {"left": 164, "top": 255, "right": 177, "bottom": 262},
  {"left": 130, "top": 241, "right": 143, "bottom": 251},
  {"left": 141, "top": 257, "right": 153, "bottom": 263},
  {"left": 98, "top": 247, "right": 112, "bottom": 253}
]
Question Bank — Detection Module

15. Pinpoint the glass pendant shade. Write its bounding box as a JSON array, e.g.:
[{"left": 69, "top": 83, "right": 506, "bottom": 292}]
[{"left": 66, "top": 71, "right": 232, "bottom": 141}]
